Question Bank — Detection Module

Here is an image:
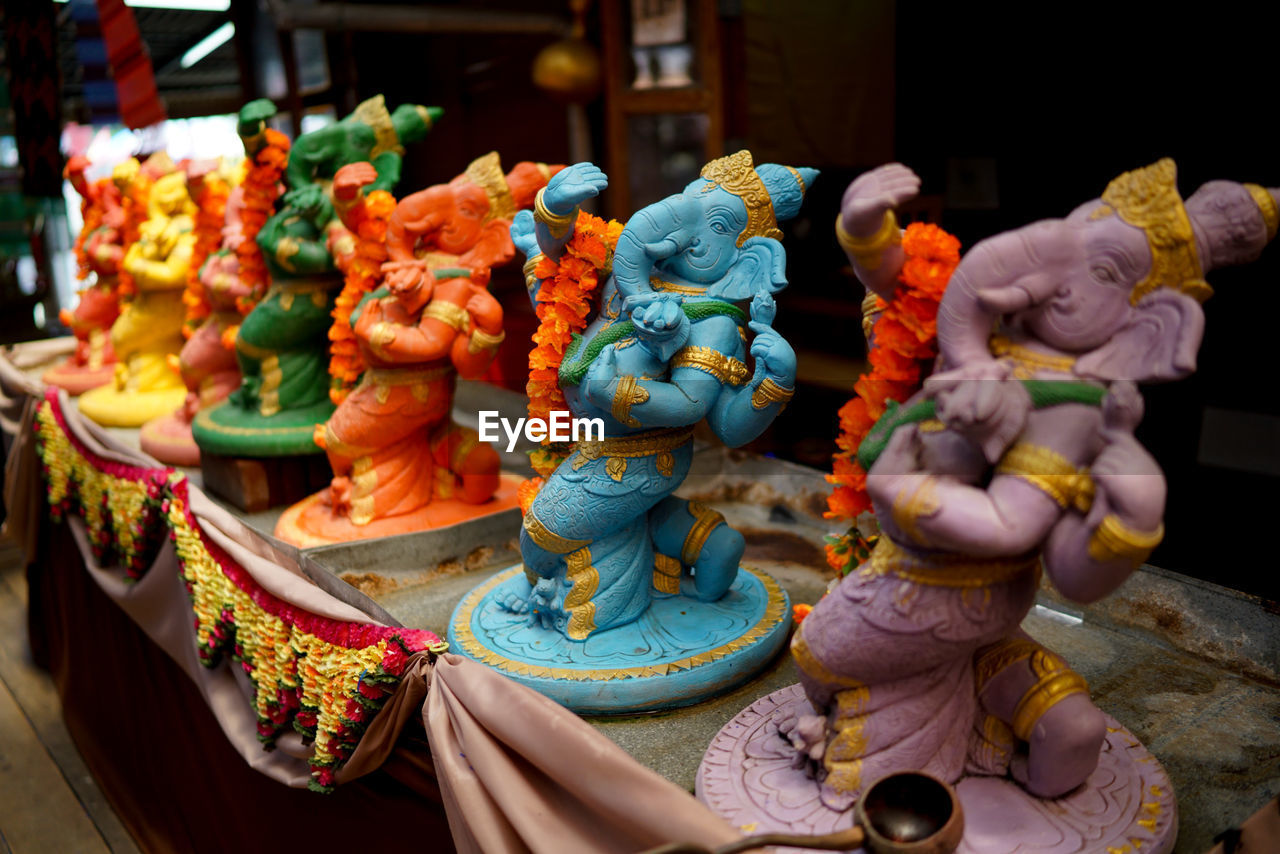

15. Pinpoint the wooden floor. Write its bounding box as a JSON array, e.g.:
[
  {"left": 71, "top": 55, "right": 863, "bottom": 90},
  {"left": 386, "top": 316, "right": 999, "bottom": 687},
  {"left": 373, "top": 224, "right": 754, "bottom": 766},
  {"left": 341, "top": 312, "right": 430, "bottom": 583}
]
[{"left": 0, "top": 538, "right": 139, "bottom": 854}]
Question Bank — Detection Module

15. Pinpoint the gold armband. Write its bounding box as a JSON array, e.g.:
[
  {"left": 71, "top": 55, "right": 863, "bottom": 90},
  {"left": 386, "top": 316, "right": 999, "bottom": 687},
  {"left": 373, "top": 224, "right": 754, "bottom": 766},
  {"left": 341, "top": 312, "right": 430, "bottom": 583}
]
[
  {"left": 1244, "top": 183, "right": 1279, "bottom": 242},
  {"left": 1087, "top": 514, "right": 1163, "bottom": 567},
  {"left": 467, "top": 327, "right": 505, "bottom": 355},
  {"left": 368, "top": 322, "right": 396, "bottom": 358},
  {"left": 889, "top": 476, "right": 941, "bottom": 548},
  {"left": 1011, "top": 650, "right": 1089, "bottom": 741},
  {"left": 523, "top": 253, "right": 544, "bottom": 290},
  {"left": 751, "top": 377, "right": 794, "bottom": 410},
  {"left": 534, "top": 187, "right": 576, "bottom": 239},
  {"left": 671, "top": 346, "right": 750, "bottom": 386},
  {"left": 681, "top": 501, "right": 725, "bottom": 567},
  {"left": 861, "top": 290, "right": 884, "bottom": 338},
  {"left": 611, "top": 375, "right": 649, "bottom": 428},
  {"left": 835, "top": 210, "right": 901, "bottom": 270},
  {"left": 423, "top": 300, "right": 470, "bottom": 333},
  {"left": 274, "top": 235, "right": 301, "bottom": 273},
  {"left": 332, "top": 191, "right": 361, "bottom": 218},
  {"left": 653, "top": 553, "right": 682, "bottom": 595},
  {"left": 995, "top": 443, "right": 1095, "bottom": 513}
]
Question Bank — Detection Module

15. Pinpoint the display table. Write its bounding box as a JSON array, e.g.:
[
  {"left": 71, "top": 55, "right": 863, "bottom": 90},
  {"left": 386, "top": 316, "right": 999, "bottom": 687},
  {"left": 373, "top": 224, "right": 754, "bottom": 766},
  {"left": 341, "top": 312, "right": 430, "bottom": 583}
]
[
  {"left": 4, "top": 339, "right": 1278, "bottom": 853},
  {"left": 0, "top": 340, "right": 738, "bottom": 854}
]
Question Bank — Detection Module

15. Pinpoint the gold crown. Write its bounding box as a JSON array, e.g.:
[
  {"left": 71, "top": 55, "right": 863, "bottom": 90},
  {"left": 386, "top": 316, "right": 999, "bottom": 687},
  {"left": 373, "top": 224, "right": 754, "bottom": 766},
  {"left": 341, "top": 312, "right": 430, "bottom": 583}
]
[
  {"left": 699, "top": 150, "right": 782, "bottom": 246},
  {"left": 353, "top": 95, "right": 403, "bottom": 159},
  {"left": 1095, "top": 158, "right": 1212, "bottom": 305},
  {"left": 464, "top": 151, "right": 516, "bottom": 223}
]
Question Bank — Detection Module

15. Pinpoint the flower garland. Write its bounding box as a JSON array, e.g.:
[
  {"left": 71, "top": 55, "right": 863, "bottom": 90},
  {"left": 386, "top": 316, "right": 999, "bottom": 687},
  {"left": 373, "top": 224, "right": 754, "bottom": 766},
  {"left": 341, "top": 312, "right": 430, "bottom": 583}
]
[
  {"left": 234, "top": 129, "right": 290, "bottom": 321},
  {"left": 32, "top": 391, "right": 446, "bottom": 792},
  {"left": 166, "top": 477, "right": 444, "bottom": 791},
  {"left": 116, "top": 171, "right": 153, "bottom": 301},
  {"left": 327, "top": 189, "right": 396, "bottom": 404},
  {"left": 72, "top": 179, "right": 110, "bottom": 281},
  {"left": 824, "top": 221, "right": 961, "bottom": 575},
  {"left": 181, "top": 172, "right": 233, "bottom": 339},
  {"left": 35, "top": 393, "right": 173, "bottom": 578},
  {"left": 519, "top": 212, "right": 624, "bottom": 513}
]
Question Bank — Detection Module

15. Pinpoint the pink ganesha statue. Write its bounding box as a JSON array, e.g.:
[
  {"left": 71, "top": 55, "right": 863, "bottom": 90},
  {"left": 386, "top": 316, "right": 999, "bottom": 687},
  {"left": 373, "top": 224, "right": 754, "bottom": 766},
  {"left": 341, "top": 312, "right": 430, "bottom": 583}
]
[{"left": 698, "top": 159, "right": 1278, "bottom": 850}]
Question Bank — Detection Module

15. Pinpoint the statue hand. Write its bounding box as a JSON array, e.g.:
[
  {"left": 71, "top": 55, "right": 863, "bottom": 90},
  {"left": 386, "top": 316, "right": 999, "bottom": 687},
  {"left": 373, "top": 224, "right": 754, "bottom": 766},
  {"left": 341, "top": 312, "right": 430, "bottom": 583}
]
[
  {"left": 1102, "top": 380, "right": 1144, "bottom": 434},
  {"left": 1090, "top": 432, "right": 1165, "bottom": 531},
  {"left": 237, "top": 98, "right": 277, "bottom": 137},
  {"left": 282, "top": 183, "right": 330, "bottom": 221},
  {"left": 544, "top": 162, "right": 608, "bottom": 216},
  {"left": 581, "top": 346, "right": 620, "bottom": 408},
  {"left": 748, "top": 326, "right": 796, "bottom": 386},
  {"left": 840, "top": 162, "right": 920, "bottom": 237},
  {"left": 627, "top": 293, "right": 690, "bottom": 361},
  {"left": 465, "top": 290, "right": 502, "bottom": 334},
  {"left": 510, "top": 209, "right": 538, "bottom": 258},
  {"left": 926, "top": 361, "right": 1028, "bottom": 463},
  {"left": 381, "top": 259, "right": 432, "bottom": 300},
  {"left": 334, "top": 161, "right": 378, "bottom": 202}
]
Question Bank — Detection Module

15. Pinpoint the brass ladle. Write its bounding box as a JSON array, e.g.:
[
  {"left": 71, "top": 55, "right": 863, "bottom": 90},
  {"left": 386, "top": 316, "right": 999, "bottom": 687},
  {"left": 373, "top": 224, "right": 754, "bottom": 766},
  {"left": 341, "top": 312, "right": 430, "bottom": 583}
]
[{"left": 644, "top": 771, "right": 964, "bottom": 854}]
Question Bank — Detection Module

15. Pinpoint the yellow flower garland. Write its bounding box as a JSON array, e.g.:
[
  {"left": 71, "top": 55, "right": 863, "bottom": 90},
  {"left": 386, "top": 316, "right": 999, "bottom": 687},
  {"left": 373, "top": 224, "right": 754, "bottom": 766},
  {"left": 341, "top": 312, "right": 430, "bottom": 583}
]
[{"left": 33, "top": 394, "right": 445, "bottom": 791}]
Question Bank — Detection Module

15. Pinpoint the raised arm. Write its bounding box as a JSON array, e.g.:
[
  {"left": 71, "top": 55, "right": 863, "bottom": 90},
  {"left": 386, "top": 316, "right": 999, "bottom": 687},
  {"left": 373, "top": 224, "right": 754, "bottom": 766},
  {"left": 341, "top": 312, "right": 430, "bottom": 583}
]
[{"left": 836, "top": 163, "right": 920, "bottom": 302}]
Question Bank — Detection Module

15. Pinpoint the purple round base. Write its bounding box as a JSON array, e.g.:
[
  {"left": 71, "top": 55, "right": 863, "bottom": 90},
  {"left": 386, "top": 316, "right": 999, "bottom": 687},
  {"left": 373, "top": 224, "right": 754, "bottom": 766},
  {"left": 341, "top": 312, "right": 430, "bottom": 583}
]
[{"left": 697, "top": 684, "right": 1176, "bottom": 854}]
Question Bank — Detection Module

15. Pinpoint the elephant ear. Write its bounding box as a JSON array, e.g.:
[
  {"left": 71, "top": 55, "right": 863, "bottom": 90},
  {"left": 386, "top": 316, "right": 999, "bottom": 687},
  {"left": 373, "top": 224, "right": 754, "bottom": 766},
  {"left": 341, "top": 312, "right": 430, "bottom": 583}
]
[
  {"left": 1075, "top": 290, "right": 1205, "bottom": 383},
  {"left": 708, "top": 236, "right": 788, "bottom": 301}
]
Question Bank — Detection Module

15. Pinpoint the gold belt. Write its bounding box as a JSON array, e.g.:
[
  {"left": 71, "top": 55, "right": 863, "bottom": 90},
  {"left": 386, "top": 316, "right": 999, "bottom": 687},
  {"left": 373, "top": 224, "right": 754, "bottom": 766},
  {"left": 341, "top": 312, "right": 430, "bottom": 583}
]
[
  {"left": 861, "top": 536, "right": 1039, "bottom": 588},
  {"left": 570, "top": 426, "right": 694, "bottom": 482},
  {"left": 361, "top": 365, "right": 455, "bottom": 387},
  {"left": 360, "top": 364, "right": 455, "bottom": 405}
]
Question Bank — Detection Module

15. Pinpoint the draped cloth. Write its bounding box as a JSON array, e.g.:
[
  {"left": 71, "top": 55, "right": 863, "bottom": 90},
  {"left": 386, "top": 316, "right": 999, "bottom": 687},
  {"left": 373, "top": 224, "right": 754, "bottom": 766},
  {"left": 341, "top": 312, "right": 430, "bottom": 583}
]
[{"left": 0, "top": 340, "right": 737, "bottom": 854}]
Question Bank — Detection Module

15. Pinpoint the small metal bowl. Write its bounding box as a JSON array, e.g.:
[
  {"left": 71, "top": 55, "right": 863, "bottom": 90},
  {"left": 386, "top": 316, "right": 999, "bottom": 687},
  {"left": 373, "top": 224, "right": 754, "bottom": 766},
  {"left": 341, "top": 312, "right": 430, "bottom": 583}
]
[{"left": 854, "top": 771, "right": 964, "bottom": 854}]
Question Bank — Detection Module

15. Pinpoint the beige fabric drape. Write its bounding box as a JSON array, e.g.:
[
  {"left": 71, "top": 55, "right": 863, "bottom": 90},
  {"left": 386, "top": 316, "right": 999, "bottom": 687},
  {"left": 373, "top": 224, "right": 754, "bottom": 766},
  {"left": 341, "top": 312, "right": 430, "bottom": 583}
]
[
  {"left": 427, "top": 653, "right": 739, "bottom": 854},
  {"left": 0, "top": 341, "right": 740, "bottom": 854}
]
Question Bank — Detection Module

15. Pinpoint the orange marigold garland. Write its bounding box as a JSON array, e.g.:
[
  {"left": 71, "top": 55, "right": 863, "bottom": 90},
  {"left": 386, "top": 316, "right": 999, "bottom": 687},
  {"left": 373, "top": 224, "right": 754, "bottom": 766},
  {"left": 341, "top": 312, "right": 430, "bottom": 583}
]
[
  {"left": 519, "top": 212, "right": 624, "bottom": 514},
  {"left": 181, "top": 171, "right": 232, "bottom": 339},
  {"left": 71, "top": 178, "right": 109, "bottom": 281},
  {"left": 825, "top": 221, "right": 961, "bottom": 575},
  {"left": 115, "top": 170, "right": 154, "bottom": 301},
  {"left": 234, "top": 129, "right": 290, "bottom": 323},
  {"left": 327, "top": 189, "right": 396, "bottom": 404}
]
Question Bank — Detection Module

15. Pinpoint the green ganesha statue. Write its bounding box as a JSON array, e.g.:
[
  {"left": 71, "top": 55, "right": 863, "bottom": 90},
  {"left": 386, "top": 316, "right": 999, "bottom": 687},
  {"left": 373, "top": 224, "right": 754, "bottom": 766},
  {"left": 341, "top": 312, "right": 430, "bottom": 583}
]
[{"left": 193, "top": 95, "right": 441, "bottom": 457}]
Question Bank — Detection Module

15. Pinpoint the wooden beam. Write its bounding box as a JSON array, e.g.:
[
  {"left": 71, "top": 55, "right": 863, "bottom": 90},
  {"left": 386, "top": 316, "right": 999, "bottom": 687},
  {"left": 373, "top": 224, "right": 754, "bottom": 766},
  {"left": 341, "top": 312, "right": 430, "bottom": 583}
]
[{"left": 263, "top": 0, "right": 566, "bottom": 35}]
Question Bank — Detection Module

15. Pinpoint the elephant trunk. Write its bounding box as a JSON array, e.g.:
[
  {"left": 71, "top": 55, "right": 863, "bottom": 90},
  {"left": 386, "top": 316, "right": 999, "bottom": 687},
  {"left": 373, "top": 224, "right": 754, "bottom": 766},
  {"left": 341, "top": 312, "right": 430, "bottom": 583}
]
[
  {"left": 937, "top": 220, "right": 1069, "bottom": 370},
  {"left": 612, "top": 198, "right": 697, "bottom": 301}
]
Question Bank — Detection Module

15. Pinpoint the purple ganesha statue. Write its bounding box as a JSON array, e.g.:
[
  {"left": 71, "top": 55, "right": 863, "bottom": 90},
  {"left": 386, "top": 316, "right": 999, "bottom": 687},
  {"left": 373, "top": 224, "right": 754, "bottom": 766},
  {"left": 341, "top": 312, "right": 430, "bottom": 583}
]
[{"left": 698, "top": 159, "right": 1278, "bottom": 851}]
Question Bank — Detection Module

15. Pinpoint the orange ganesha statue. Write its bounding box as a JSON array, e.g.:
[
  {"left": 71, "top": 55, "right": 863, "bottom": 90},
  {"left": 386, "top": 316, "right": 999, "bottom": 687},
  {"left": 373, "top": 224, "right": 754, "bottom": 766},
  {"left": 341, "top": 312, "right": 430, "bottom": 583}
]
[
  {"left": 273, "top": 152, "right": 562, "bottom": 546},
  {"left": 43, "top": 155, "right": 127, "bottom": 394}
]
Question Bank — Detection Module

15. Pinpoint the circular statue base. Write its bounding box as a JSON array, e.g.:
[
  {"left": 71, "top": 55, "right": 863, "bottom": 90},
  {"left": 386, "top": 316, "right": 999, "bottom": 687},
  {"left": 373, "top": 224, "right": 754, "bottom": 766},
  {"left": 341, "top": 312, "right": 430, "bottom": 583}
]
[
  {"left": 274, "top": 473, "right": 524, "bottom": 547},
  {"left": 448, "top": 565, "right": 791, "bottom": 714},
  {"left": 42, "top": 361, "right": 116, "bottom": 396},
  {"left": 140, "top": 410, "right": 200, "bottom": 467},
  {"left": 78, "top": 384, "right": 187, "bottom": 429},
  {"left": 697, "top": 684, "right": 1176, "bottom": 854},
  {"left": 192, "top": 398, "right": 335, "bottom": 457}
]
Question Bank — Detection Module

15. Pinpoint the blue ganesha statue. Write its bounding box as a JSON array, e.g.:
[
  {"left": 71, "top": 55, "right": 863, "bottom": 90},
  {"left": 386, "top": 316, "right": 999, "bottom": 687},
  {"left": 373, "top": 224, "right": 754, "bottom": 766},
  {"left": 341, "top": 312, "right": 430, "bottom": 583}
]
[{"left": 448, "top": 151, "right": 817, "bottom": 713}]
